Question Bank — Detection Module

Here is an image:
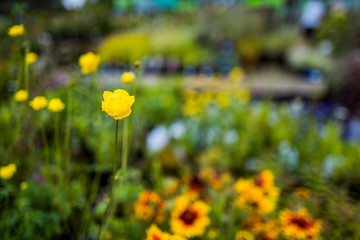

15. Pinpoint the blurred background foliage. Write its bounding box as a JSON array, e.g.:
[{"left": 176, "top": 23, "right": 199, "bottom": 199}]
[{"left": 2, "top": 0, "right": 360, "bottom": 239}]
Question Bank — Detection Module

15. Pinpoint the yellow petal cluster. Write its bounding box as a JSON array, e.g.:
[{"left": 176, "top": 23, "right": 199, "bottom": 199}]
[
  {"left": 235, "top": 230, "right": 254, "bottom": 240},
  {"left": 29, "top": 96, "right": 48, "bottom": 111},
  {"left": 134, "top": 191, "right": 165, "bottom": 223},
  {"left": 146, "top": 225, "right": 187, "bottom": 240},
  {"left": 26, "top": 52, "right": 38, "bottom": 65},
  {"left": 170, "top": 194, "right": 210, "bottom": 238},
  {"left": 101, "top": 89, "right": 134, "bottom": 120},
  {"left": 14, "top": 89, "right": 28, "bottom": 102},
  {"left": 48, "top": 98, "right": 65, "bottom": 112},
  {"left": 8, "top": 24, "right": 25, "bottom": 37},
  {"left": 121, "top": 71, "right": 135, "bottom": 84},
  {"left": 295, "top": 187, "right": 311, "bottom": 200},
  {"left": 0, "top": 163, "right": 17, "bottom": 180},
  {"left": 233, "top": 170, "right": 280, "bottom": 214},
  {"left": 79, "top": 52, "right": 100, "bottom": 75},
  {"left": 280, "top": 208, "right": 322, "bottom": 240},
  {"left": 245, "top": 215, "right": 280, "bottom": 240}
]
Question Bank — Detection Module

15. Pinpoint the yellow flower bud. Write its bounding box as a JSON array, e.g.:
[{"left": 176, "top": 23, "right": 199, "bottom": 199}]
[
  {"left": 101, "top": 89, "right": 134, "bottom": 120},
  {"left": 79, "top": 52, "right": 100, "bottom": 75},
  {"left": 26, "top": 52, "right": 38, "bottom": 65},
  {"left": 14, "top": 89, "right": 28, "bottom": 102},
  {"left": 8, "top": 24, "right": 25, "bottom": 37},
  {"left": 29, "top": 96, "right": 48, "bottom": 111},
  {"left": 134, "top": 60, "right": 141, "bottom": 67},
  {"left": 0, "top": 163, "right": 17, "bottom": 180},
  {"left": 121, "top": 71, "right": 135, "bottom": 84},
  {"left": 48, "top": 98, "right": 65, "bottom": 112}
]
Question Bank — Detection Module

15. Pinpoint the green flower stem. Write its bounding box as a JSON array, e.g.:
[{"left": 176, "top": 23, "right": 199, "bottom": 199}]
[
  {"left": 64, "top": 87, "right": 73, "bottom": 174},
  {"left": 101, "top": 116, "right": 130, "bottom": 237},
  {"left": 97, "top": 119, "right": 119, "bottom": 240},
  {"left": 54, "top": 113, "right": 63, "bottom": 175},
  {"left": 24, "top": 42, "right": 29, "bottom": 92},
  {"left": 40, "top": 111, "right": 50, "bottom": 174}
]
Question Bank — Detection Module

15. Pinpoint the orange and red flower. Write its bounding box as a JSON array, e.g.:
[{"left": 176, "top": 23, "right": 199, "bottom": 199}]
[
  {"left": 280, "top": 208, "right": 322, "bottom": 240},
  {"left": 134, "top": 191, "right": 165, "bottom": 223}
]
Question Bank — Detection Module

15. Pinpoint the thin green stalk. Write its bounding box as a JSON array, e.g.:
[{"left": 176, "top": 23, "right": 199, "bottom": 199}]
[
  {"left": 101, "top": 117, "right": 130, "bottom": 236},
  {"left": 97, "top": 120, "right": 119, "bottom": 240},
  {"left": 54, "top": 113, "right": 63, "bottom": 176},
  {"left": 24, "top": 43, "right": 29, "bottom": 92},
  {"left": 40, "top": 112, "right": 50, "bottom": 174},
  {"left": 64, "top": 88, "right": 73, "bottom": 173},
  {"left": 79, "top": 167, "right": 101, "bottom": 236}
]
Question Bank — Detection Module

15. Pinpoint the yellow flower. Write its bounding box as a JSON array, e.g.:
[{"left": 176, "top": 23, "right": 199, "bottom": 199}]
[
  {"left": 101, "top": 89, "right": 134, "bottom": 120},
  {"left": 254, "top": 170, "right": 275, "bottom": 190},
  {"left": 295, "top": 187, "right": 311, "bottom": 200},
  {"left": 233, "top": 171, "right": 280, "bottom": 214},
  {"left": 0, "top": 163, "right": 17, "bottom": 180},
  {"left": 134, "top": 191, "right": 165, "bottom": 223},
  {"left": 20, "top": 182, "right": 28, "bottom": 190},
  {"left": 235, "top": 230, "right": 254, "bottom": 240},
  {"left": 280, "top": 208, "right": 322, "bottom": 240},
  {"left": 145, "top": 225, "right": 187, "bottom": 240},
  {"left": 26, "top": 52, "right": 38, "bottom": 65},
  {"left": 14, "top": 90, "right": 28, "bottom": 102},
  {"left": 245, "top": 215, "right": 280, "bottom": 240},
  {"left": 8, "top": 24, "right": 25, "bottom": 37},
  {"left": 48, "top": 98, "right": 65, "bottom": 112},
  {"left": 170, "top": 194, "right": 210, "bottom": 238},
  {"left": 78, "top": 52, "right": 100, "bottom": 75},
  {"left": 29, "top": 96, "right": 48, "bottom": 111},
  {"left": 121, "top": 71, "right": 135, "bottom": 84}
]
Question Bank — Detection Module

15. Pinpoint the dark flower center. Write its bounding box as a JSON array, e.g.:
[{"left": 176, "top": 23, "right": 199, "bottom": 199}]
[
  {"left": 179, "top": 209, "right": 198, "bottom": 225},
  {"left": 291, "top": 217, "right": 314, "bottom": 229}
]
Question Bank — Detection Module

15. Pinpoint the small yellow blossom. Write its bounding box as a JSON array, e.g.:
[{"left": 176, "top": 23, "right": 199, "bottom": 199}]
[
  {"left": 134, "top": 191, "right": 165, "bottom": 223},
  {"left": 101, "top": 89, "right": 134, "bottom": 120},
  {"left": 145, "top": 225, "right": 187, "bottom": 240},
  {"left": 20, "top": 182, "right": 28, "bottom": 190},
  {"left": 0, "top": 163, "right": 17, "bottom": 180},
  {"left": 48, "top": 98, "right": 65, "bottom": 112},
  {"left": 134, "top": 60, "right": 141, "bottom": 67},
  {"left": 26, "top": 52, "right": 38, "bottom": 65},
  {"left": 14, "top": 90, "right": 28, "bottom": 102},
  {"left": 121, "top": 71, "right": 135, "bottom": 84},
  {"left": 170, "top": 194, "right": 210, "bottom": 238},
  {"left": 280, "top": 208, "right": 322, "bottom": 240},
  {"left": 29, "top": 96, "right": 48, "bottom": 111},
  {"left": 235, "top": 230, "right": 254, "bottom": 240},
  {"left": 233, "top": 170, "right": 280, "bottom": 214},
  {"left": 295, "top": 187, "right": 311, "bottom": 200},
  {"left": 8, "top": 24, "right": 25, "bottom": 37},
  {"left": 78, "top": 52, "right": 100, "bottom": 75}
]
